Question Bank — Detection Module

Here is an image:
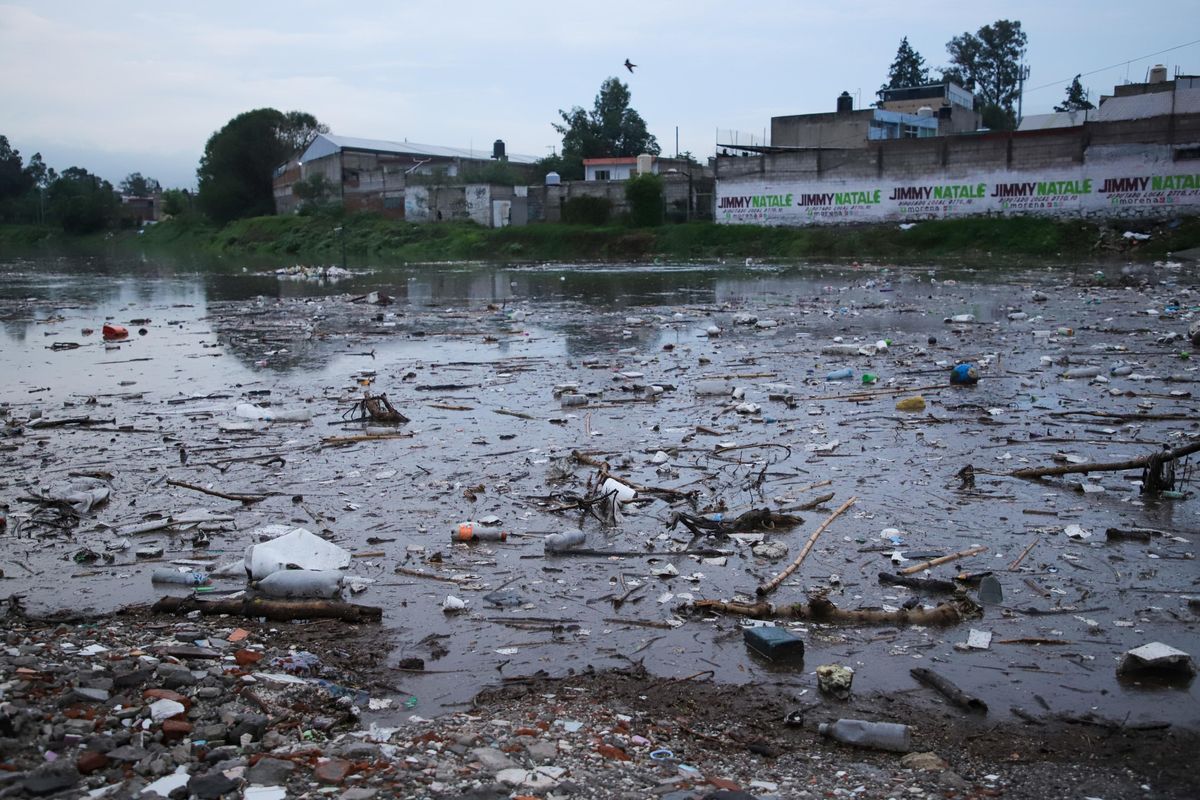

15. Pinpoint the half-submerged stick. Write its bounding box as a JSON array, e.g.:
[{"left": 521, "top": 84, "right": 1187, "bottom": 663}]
[
  {"left": 898, "top": 544, "right": 987, "bottom": 576},
  {"left": 756, "top": 495, "right": 857, "bottom": 596}
]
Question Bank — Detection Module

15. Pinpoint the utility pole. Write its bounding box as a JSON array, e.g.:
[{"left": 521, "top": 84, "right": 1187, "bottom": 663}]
[{"left": 1016, "top": 64, "right": 1031, "bottom": 127}]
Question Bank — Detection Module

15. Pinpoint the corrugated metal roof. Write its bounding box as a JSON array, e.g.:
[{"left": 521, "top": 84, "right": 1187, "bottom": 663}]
[{"left": 300, "top": 134, "right": 539, "bottom": 164}]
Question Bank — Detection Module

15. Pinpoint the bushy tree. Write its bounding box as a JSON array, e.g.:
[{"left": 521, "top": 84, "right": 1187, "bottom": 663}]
[
  {"left": 943, "top": 20, "right": 1028, "bottom": 129},
  {"left": 292, "top": 173, "right": 333, "bottom": 209},
  {"left": 160, "top": 188, "right": 191, "bottom": 216},
  {"left": 196, "top": 108, "right": 326, "bottom": 224},
  {"left": 0, "top": 136, "right": 32, "bottom": 201},
  {"left": 551, "top": 78, "right": 659, "bottom": 180},
  {"left": 120, "top": 172, "right": 161, "bottom": 197},
  {"left": 883, "top": 37, "right": 929, "bottom": 91},
  {"left": 624, "top": 173, "right": 663, "bottom": 227},
  {"left": 1054, "top": 75, "right": 1094, "bottom": 112},
  {"left": 47, "top": 167, "right": 117, "bottom": 234}
]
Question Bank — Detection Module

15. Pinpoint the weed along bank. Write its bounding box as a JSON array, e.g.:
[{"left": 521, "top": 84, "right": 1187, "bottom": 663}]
[{"left": 715, "top": 76, "right": 1200, "bottom": 226}]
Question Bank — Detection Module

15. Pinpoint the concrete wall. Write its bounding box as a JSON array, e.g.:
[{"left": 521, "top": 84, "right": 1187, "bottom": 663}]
[{"left": 716, "top": 115, "right": 1200, "bottom": 225}]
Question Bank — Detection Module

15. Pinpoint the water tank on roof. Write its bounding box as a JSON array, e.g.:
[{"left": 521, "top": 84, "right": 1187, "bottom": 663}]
[
  {"left": 1149, "top": 64, "right": 1168, "bottom": 84},
  {"left": 917, "top": 106, "right": 935, "bottom": 117},
  {"left": 492, "top": 139, "right": 506, "bottom": 160},
  {"left": 636, "top": 153, "right": 653, "bottom": 175},
  {"left": 545, "top": 171, "right": 561, "bottom": 186},
  {"left": 837, "top": 91, "right": 853, "bottom": 113}
]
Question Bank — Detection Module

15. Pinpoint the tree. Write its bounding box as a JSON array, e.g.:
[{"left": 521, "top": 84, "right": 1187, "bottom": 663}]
[
  {"left": 625, "top": 173, "right": 664, "bottom": 227},
  {"left": 291, "top": 173, "right": 333, "bottom": 210},
  {"left": 943, "top": 19, "right": 1028, "bottom": 129},
  {"left": 882, "top": 37, "right": 929, "bottom": 91},
  {"left": 0, "top": 135, "right": 32, "bottom": 201},
  {"left": 1054, "top": 75, "right": 1095, "bottom": 112},
  {"left": 47, "top": 166, "right": 118, "bottom": 234},
  {"left": 120, "top": 172, "right": 161, "bottom": 197},
  {"left": 196, "top": 108, "right": 325, "bottom": 223},
  {"left": 551, "top": 78, "right": 659, "bottom": 180},
  {"left": 160, "top": 189, "right": 190, "bottom": 216}
]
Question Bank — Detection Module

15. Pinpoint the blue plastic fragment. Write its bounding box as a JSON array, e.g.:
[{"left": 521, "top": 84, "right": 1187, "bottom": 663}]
[{"left": 950, "top": 363, "right": 979, "bottom": 385}]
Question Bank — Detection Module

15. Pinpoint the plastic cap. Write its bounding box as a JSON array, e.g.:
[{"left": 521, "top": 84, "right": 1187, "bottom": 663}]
[{"left": 818, "top": 723, "right": 830, "bottom": 735}]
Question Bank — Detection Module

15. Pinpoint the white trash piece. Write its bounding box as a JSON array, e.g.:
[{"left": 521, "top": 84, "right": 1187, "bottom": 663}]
[
  {"left": 544, "top": 529, "right": 586, "bottom": 552},
  {"left": 602, "top": 478, "right": 637, "bottom": 504},
  {"left": 694, "top": 379, "right": 732, "bottom": 396},
  {"left": 255, "top": 569, "right": 344, "bottom": 599},
  {"left": 443, "top": 595, "right": 467, "bottom": 612},
  {"left": 235, "top": 403, "right": 312, "bottom": 423},
  {"left": 244, "top": 526, "right": 351, "bottom": 580}
]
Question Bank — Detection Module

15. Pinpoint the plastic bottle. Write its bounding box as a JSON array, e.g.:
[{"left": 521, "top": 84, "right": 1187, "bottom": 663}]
[
  {"left": 861, "top": 373, "right": 878, "bottom": 385},
  {"left": 544, "top": 529, "right": 586, "bottom": 552},
  {"left": 1056, "top": 327, "right": 1074, "bottom": 337},
  {"left": 560, "top": 394, "right": 589, "bottom": 407},
  {"left": 825, "top": 368, "right": 853, "bottom": 381},
  {"left": 944, "top": 314, "right": 975, "bottom": 324},
  {"left": 1062, "top": 366, "right": 1101, "bottom": 379},
  {"left": 452, "top": 522, "right": 507, "bottom": 543},
  {"left": 151, "top": 569, "right": 210, "bottom": 586},
  {"left": 818, "top": 719, "right": 911, "bottom": 752},
  {"left": 694, "top": 379, "right": 731, "bottom": 396},
  {"left": 254, "top": 570, "right": 344, "bottom": 599},
  {"left": 1110, "top": 364, "right": 1133, "bottom": 376},
  {"left": 820, "top": 344, "right": 859, "bottom": 356},
  {"left": 235, "top": 403, "right": 312, "bottom": 423}
]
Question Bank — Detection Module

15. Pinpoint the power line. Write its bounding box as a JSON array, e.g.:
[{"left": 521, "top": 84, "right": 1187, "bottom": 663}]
[{"left": 1025, "top": 38, "right": 1200, "bottom": 94}]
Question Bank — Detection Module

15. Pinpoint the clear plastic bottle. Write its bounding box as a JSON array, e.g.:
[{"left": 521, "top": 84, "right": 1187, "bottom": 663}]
[
  {"left": 825, "top": 368, "right": 853, "bottom": 381},
  {"left": 818, "top": 719, "right": 911, "bottom": 752},
  {"left": 151, "top": 569, "right": 209, "bottom": 586},
  {"left": 544, "top": 529, "right": 586, "bottom": 552},
  {"left": 452, "top": 522, "right": 507, "bottom": 542}
]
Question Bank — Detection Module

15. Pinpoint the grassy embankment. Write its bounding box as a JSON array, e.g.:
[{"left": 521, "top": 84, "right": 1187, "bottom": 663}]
[{"left": 8, "top": 212, "right": 1200, "bottom": 262}]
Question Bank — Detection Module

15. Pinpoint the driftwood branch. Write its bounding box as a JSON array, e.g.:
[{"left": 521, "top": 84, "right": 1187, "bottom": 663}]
[
  {"left": 152, "top": 596, "right": 381, "bottom": 622},
  {"left": 898, "top": 544, "right": 987, "bottom": 576},
  {"left": 878, "top": 572, "right": 958, "bottom": 593},
  {"left": 166, "top": 478, "right": 266, "bottom": 504},
  {"left": 757, "top": 496, "right": 857, "bottom": 596},
  {"left": 1007, "top": 440, "right": 1200, "bottom": 491},
  {"left": 693, "top": 592, "right": 978, "bottom": 627}
]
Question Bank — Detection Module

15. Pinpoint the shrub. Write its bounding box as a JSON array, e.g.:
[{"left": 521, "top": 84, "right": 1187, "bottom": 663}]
[
  {"left": 562, "top": 195, "right": 611, "bottom": 225},
  {"left": 625, "top": 173, "right": 663, "bottom": 227}
]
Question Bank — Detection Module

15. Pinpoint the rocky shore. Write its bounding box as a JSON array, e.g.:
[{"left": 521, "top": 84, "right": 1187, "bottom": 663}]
[{"left": 1, "top": 612, "right": 1195, "bottom": 800}]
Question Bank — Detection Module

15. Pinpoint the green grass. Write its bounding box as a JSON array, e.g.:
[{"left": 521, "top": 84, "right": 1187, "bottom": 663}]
[{"left": 22, "top": 211, "right": 1200, "bottom": 264}]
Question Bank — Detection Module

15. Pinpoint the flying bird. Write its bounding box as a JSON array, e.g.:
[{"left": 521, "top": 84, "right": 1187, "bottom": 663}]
[{"left": 624, "top": 59, "right": 637, "bottom": 73}]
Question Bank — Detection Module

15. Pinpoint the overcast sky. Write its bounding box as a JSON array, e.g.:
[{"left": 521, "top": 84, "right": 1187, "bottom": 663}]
[{"left": 2, "top": 1, "right": 1197, "bottom": 189}]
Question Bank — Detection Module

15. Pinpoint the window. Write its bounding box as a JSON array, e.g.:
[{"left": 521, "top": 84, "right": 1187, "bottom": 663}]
[{"left": 594, "top": 169, "right": 611, "bottom": 181}]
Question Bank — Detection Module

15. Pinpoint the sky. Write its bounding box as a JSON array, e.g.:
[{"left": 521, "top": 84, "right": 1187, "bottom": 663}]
[{"left": 2, "top": 1, "right": 1198, "bottom": 190}]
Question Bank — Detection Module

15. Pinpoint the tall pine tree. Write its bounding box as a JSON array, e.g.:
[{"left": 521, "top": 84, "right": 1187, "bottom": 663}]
[
  {"left": 1054, "top": 75, "right": 1094, "bottom": 112},
  {"left": 883, "top": 37, "right": 930, "bottom": 91}
]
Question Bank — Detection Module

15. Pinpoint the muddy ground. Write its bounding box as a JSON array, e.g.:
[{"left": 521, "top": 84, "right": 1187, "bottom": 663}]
[{"left": 0, "top": 253, "right": 1198, "bottom": 797}]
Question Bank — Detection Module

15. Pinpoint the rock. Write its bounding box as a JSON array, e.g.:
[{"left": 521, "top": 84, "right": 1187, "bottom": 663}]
[
  {"left": 470, "top": 746, "right": 519, "bottom": 773},
  {"left": 901, "top": 751, "right": 949, "bottom": 772},
  {"left": 144, "top": 688, "right": 192, "bottom": 709},
  {"left": 525, "top": 741, "right": 558, "bottom": 764},
  {"left": 161, "top": 718, "right": 193, "bottom": 741},
  {"left": 22, "top": 762, "right": 81, "bottom": 796},
  {"left": 188, "top": 770, "right": 240, "bottom": 799},
  {"left": 229, "top": 713, "right": 269, "bottom": 742},
  {"left": 72, "top": 686, "right": 110, "bottom": 703},
  {"left": 338, "top": 790, "right": 377, "bottom": 800},
  {"left": 107, "top": 744, "right": 151, "bottom": 762},
  {"left": 245, "top": 757, "right": 296, "bottom": 785},
  {"left": 315, "top": 758, "right": 354, "bottom": 785},
  {"left": 939, "top": 770, "right": 969, "bottom": 790},
  {"left": 335, "top": 741, "right": 381, "bottom": 759},
  {"left": 157, "top": 664, "right": 198, "bottom": 689},
  {"left": 76, "top": 750, "right": 110, "bottom": 775},
  {"left": 113, "top": 667, "right": 155, "bottom": 689}
]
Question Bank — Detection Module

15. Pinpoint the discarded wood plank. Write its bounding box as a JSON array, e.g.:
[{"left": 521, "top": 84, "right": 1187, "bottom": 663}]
[
  {"left": 602, "top": 617, "right": 677, "bottom": 630},
  {"left": 1105, "top": 527, "right": 1163, "bottom": 542},
  {"left": 393, "top": 565, "right": 470, "bottom": 584},
  {"left": 877, "top": 572, "right": 958, "bottom": 593},
  {"left": 322, "top": 432, "right": 414, "bottom": 447},
  {"left": 166, "top": 478, "right": 266, "bottom": 505},
  {"left": 495, "top": 408, "right": 537, "bottom": 420},
  {"left": 757, "top": 496, "right": 857, "bottom": 596},
  {"left": 151, "top": 596, "right": 382, "bottom": 622},
  {"left": 911, "top": 667, "right": 988, "bottom": 713},
  {"left": 793, "top": 492, "right": 835, "bottom": 511},
  {"left": 898, "top": 544, "right": 987, "bottom": 576},
  {"left": 693, "top": 592, "right": 977, "bottom": 627},
  {"left": 996, "top": 637, "right": 1072, "bottom": 645},
  {"left": 28, "top": 416, "right": 116, "bottom": 429},
  {"left": 428, "top": 403, "right": 473, "bottom": 411}
]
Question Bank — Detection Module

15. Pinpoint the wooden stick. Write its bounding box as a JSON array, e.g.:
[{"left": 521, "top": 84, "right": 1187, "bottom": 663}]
[
  {"left": 321, "top": 432, "right": 413, "bottom": 446},
  {"left": 1008, "top": 539, "right": 1038, "bottom": 571},
  {"left": 166, "top": 478, "right": 265, "bottom": 504},
  {"left": 898, "top": 544, "right": 987, "bottom": 576},
  {"left": 910, "top": 667, "right": 988, "bottom": 714},
  {"left": 756, "top": 495, "right": 857, "bottom": 596},
  {"left": 151, "top": 596, "right": 381, "bottom": 622}
]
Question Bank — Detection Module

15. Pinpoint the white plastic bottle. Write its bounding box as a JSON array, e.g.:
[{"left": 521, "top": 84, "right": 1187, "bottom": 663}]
[
  {"left": 255, "top": 570, "right": 344, "bottom": 598},
  {"left": 544, "top": 529, "right": 586, "bottom": 552},
  {"left": 818, "top": 719, "right": 911, "bottom": 752}
]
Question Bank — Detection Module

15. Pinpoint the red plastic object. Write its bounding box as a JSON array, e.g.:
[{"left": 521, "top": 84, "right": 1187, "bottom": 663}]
[{"left": 101, "top": 324, "right": 128, "bottom": 341}]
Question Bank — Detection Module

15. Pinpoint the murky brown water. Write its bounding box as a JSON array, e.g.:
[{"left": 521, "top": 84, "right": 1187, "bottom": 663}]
[{"left": 1, "top": 249, "right": 1197, "bottom": 728}]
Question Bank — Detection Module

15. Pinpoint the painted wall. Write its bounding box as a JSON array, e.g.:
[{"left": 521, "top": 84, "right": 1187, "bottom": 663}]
[{"left": 716, "top": 151, "right": 1200, "bottom": 225}]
